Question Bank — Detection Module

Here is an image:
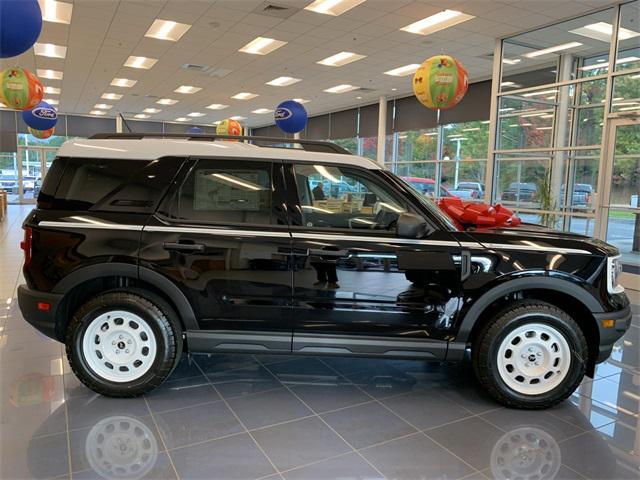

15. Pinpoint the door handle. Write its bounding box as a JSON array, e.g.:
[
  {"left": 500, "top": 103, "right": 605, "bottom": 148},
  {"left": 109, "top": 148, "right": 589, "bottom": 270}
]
[
  {"left": 163, "top": 242, "right": 205, "bottom": 252},
  {"left": 308, "top": 248, "right": 349, "bottom": 257}
]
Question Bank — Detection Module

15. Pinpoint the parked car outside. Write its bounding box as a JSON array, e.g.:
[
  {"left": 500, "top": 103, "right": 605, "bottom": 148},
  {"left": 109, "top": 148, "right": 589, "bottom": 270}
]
[
  {"left": 455, "top": 181, "right": 485, "bottom": 199},
  {"left": 560, "top": 183, "right": 594, "bottom": 208},
  {"left": 501, "top": 182, "right": 539, "bottom": 202},
  {"left": 401, "top": 177, "right": 456, "bottom": 198}
]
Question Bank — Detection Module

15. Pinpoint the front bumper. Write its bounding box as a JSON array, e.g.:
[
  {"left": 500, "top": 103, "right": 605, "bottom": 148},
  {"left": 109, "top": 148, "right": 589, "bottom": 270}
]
[
  {"left": 17, "top": 284, "right": 63, "bottom": 341},
  {"left": 594, "top": 305, "right": 632, "bottom": 363}
]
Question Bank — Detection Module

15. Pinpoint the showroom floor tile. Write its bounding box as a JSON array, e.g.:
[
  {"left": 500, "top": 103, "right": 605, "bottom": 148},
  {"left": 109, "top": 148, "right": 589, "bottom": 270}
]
[{"left": 1, "top": 205, "right": 638, "bottom": 480}]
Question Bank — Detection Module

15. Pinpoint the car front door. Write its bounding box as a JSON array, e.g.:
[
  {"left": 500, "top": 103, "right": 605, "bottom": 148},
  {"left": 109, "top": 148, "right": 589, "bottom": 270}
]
[
  {"left": 285, "top": 162, "right": 462, "bottom": 360},
  {"left": 141, "top": 157, "right": 293, "bottom": 353}
]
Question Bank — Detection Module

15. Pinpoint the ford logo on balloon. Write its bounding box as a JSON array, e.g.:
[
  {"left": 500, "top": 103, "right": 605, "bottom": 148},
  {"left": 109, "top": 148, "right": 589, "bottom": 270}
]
[
  {"left": 33, "top": 106, "right": 57, "bottom": 119},
  {"left": 22, "top": 100, "right": 58, "bottom": 131},
  {"left": 274, "top": 100, "right": 307, "bottom": 134}
]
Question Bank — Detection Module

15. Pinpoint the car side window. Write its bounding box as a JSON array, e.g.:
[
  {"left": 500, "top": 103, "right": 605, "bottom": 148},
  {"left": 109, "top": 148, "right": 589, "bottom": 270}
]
[
  {"left": 173, "top": 159, "right": 274, "bottom": 225},
  {"left": 293, "top": 163, "right": 407, "bottom": 231}
]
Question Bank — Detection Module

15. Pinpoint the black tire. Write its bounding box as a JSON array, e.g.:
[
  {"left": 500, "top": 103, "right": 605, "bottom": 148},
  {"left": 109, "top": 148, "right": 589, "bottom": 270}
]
[
  {"left": 472, "top": 300, "right": 588, "bottom": 409},
  {"left": 65, "top": 289, "right": 182, "bottom": 397}
]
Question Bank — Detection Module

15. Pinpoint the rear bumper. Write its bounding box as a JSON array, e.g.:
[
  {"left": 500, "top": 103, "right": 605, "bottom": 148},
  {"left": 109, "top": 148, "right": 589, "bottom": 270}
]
[
  {"left": 17, "top": 284, "right": 63, "bottom": 341},
  {"left": 594, "top": 305, "right": 632, "bottom": 363}
]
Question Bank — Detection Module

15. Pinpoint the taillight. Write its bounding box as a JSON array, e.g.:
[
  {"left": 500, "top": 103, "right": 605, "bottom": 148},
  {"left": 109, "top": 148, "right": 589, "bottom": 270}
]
[{"left": 20, "top": 226, "right": 32, "bottom": 268}]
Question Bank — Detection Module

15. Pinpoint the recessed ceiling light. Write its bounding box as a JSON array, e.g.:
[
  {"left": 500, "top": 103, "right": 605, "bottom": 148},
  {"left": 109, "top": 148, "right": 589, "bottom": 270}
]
[
  {"left": 44, "top": 86, "right": 60, "bottom": 95},
  {"left": 570, "top": 22, "right": 640, "bottom": 42},
  {"left": 356, "top": 96, "right": 362, "bottom": 99},
  {"left": 231, "top": 92, "right": 258, "bottom": 100},
  {"left": 94, "top": 104, "right": 112, "bottom": 110},
  {"left": 134, "top": 114, "right": 150, "bottom": 119},
  {"left": 145, "top": 19, "right": 191, "bottom": 41},
  {"left": 175, "top": 117, "right": 188, "bottom": 122},
  {"left": 252, "top": 108, "right": 273, "bottom": 114},
  {"left": 124, "top": 56, "right": 158, "bottom": 69},
  {"left": 266, "top": 76, "right": 302, "bottom": 87},
  {"left": 40, "top": 0, "right": 73, "bottom": 24},
  {"left": 213, "top": 121, "right": 222, "bottom": 125},
  {"left": 206, "top": 103, "right": 228, "bottom": 110},
  {"left": 89, "top": 110, "right": 106, "bottom": 116},
  {"left": 400, "top": 10, "right": 475, "bottom": 35},
  {"left": 292, "top": 98, "right": 310, "bottom": 104},
  {"left": 157, "top": 98, "right": 178, "bottom": 105},
  {"left": 304, "top": 0, "right": 367, "bottom": 16},
  {"left": 502, "top": 58, "right": 522, "bottom": 65},
  {"left": 324, "top": 84, "right": 359, "bottom": 93},
  {"left": 43, "top": 98, "right": 59, "bottom": 105},
  {"left": 230, "top": 116, "right": 246, "bottom": 121},
  {"left": 384, "top": 64, "right": 421, "bottom": 76},
  {"left": 33, "top": 42, "right": 67, "bottom": 58},
  {"left": 37, "top": 69, "right": 63, "bottom": 80},
  {"left": 111, "top": 78, "right": 137, "bottom": 88},
  {"left": 143, "top": 108, "right": 161, "bottom": 113},
  {"left": 239, "top": 37, "right": 287, "bottom": 55},
  {"left": 391, "top": 88, "right": 397, "bottom": 91},
  {"left": 174, "top": 85, "right": 201, "bottom": 94},
  {"left": 579, "top": 56, "right": 640, "bottom": 71},
  {"left": 317, "top": 51, "right": 366, "bottom": 67},
  {"left": 522, "top": 41, "right": 583, "bottom": 58},
  {"left": 188, "top": 112, "right": 205, "bottom": 117},
  {"left": 102, "top": 93, "right": 123, "bottom": 100}
]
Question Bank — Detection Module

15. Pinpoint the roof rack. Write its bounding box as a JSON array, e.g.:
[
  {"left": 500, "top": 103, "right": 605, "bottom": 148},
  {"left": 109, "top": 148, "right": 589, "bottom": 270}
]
[{"left": 88, "top": 133, "right": 351, "bottom": 155}]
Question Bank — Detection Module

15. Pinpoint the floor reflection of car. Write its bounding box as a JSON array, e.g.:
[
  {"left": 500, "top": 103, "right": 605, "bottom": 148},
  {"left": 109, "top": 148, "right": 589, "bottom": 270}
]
[
  {"left": 454, "top": 181, "right": 484, "bottom": 199},
  {"left": 401, "top": 177, "right": 455, "bottom": 198},
  {"left": 560, "top": 183, "right": 593, "bottom": 207},
  {"left": 501, "top": 182, "right": 538, "bottom": 202}
]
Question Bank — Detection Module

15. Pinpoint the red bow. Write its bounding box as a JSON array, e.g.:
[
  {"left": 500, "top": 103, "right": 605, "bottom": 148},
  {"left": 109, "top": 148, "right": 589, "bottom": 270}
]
[{"left": 438, "top": 197, "right": 521, "bottom": 227}]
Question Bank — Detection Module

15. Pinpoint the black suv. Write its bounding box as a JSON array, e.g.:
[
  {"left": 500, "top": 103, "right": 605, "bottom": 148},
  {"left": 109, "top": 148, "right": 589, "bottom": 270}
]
[{"left": 18, "top": 134, "right": 631, "bottom": 409}]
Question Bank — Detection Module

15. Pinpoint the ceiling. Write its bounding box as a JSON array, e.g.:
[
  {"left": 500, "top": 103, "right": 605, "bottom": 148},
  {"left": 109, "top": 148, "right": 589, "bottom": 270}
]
[{"left": 1, "top": 0, "right": 622, "bottom": 128}]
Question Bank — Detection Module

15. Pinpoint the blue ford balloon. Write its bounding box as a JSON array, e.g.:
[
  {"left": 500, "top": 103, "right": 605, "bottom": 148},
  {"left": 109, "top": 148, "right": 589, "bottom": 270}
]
[
  {"left": 187, "top": 126, "right": 203, "bottom": 134},
  {"left": 275, "top": 100, "right": 307, "bottom": 134},
  {"left": 22, "top": 101, "right": 58, "bottom": 131},
  {"left": 0, "top": 0, "right": 43, "bottom": 58}
]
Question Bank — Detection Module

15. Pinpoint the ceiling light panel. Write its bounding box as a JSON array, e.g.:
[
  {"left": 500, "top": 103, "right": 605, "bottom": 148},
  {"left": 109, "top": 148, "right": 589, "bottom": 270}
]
[
  {"left": 174, "top": 85, "right": 201, "bottom": 94},
  {"left": 37, "top": 69, "right": 63, "bottom": 80},
  {"left": 579, "top": 56, "right": 640, "bottom": 71},
  {"left": 266, "top": 76, "right": 302, "bottom": 86},
  {"left": 44, "top": 98, "right": 59, "bottom": 105},
  {"left": 384, "top": 64, "right": 421, "bottom": 77},
  {"left": 33, "top": 42, "right": 67, "bottom": 58},
  {"left": 522, "top": 41, "right": 583, "bottom": 58},
  {"left": 143, "top": 108, "right": 161, "bottom": 113},
  {"left": 175, "top": 117, "right": 188, "bottom": 122},
  {"left": 157, "top": 98, "right": 178, "bottom": 105},
  {"left": 239, "top": 37, "right": 287, "bottom": 55},
  {"left": 44, "top": 86, "right": 60, "bottom": 95},
  {"left": 39, "top": 0, "right": 73, "bottom": 24},
  {"left": 145, "top": 19, "right": 191, "bottom": 41},
  {"left": 317, "top": 51, "right": 366, "bottom": 66},
  {"left": 292, "top": 98, "right": 310, "bottom": 104},
  {"left": 400, "top": 10, "right": 475, "bottom": 36},
  {"left": 231, "top": 92, "right": 258, "bottom": 100},
  {"left": 188, "top": 112, "right": 205, "bottom": 117},
  {"left": 230, "top": 116, "right": 246, "bottom": 121},
  {"left": 324, "top": 84, "right": 359, "bottom": 93},
  {"left": 111, "top": 78, "right": 137, "bottom": 88},
  {"left": 569, "top": 22, "right": 640, "bottom": 42},
  {"left": 134, "top": 114, "right": 150, "bottom": 119},
  {"left": 102, "top": 93, "right": 123, "bottom": 100},
  {"left": 94, "top": 104, "right": 112, "bottom": 109},
  {"left": 502, "top": 58, "right": 521, "bottom": 65},
  {"left": 90, "top": 110, "right": 106, "bottom": 116},
  {"left": 124, "top": 56, "right": 158, "bottom": 69},
  {"left": 252, "top": 108, "right": 273, "bottom": 114},
  {"left": 206, "top": 104, "right": 228, "bottom": 110},
  {"left": 304, "top": 0, "right": 367, "bottom": 16}
]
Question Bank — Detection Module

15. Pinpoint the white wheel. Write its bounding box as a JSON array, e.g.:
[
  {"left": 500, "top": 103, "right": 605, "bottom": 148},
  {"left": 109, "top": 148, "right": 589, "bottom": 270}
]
[
  {"left": 490, "top": 427, "right": 561, "bottom": 480},
  {"left": 496, "top": 323, "right": 571, "bottom": 395},
  {"left": 82, "top": 310, "right": 158, "bottom": 383}
]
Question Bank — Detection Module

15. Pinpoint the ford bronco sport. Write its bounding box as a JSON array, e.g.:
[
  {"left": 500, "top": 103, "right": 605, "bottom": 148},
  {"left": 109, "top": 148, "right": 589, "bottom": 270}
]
[{"left": 18, "top": 133, "right": 631, "bottom": 409}]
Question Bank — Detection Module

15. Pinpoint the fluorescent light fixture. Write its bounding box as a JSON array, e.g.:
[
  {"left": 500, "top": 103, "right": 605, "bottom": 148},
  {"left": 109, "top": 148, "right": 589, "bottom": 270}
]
[
  {"left": 44, "top": 98, "right": 58, "bottom": 105},
  {"left": 502, "top": 58, "right": 521, "bottom": 65},
  {"left": 124, "top": 56, "right": 158, "bottom": 69},
  {"left": 292, "top": 98, "right": 309, "bottom": 104},
  {"left": 266, "top": 76, "right": 301, "bottom": 86},
  {"left": 521, "top": 89, "right": 558, "bottom": 97},
  {"left": 33, "top": 42, "right": 67, "bottom": 58},
  {"left": 523, "top": 41, "right": 582, "bottom": 58},
  {"left": 231, "top": 92, "right": 258, "bottom": 100},
  {"left": 323, "top": 84, "right": 359, "bottom": 93},
  {"left": 188, "top": 112, "right": 205, "bottom": 117},
  {"left": 37, "top": 69, "right": 63, "bottom": 80},
  {"left": 540, "top": 114, "right": 554, "bottom": 118},
  {"left": 304, "top": 0, "right": 367, "bottom": 16},
  {"left": 317, "top": 51, "right": 366, "bottom": 66},
  {"left": 89, "top": 110, "right": 106, "bottom": 116},
  {"left": 570, "top": 22, "right": 640, "bottom": 42},
  {"left": 619, "top": 105, "right": 640, "bottom": 111},
  {"left": 206, "top": 103, "right": 228, "bottom": 110},
  {"left": 521, "top": 123, "right": 532, "bottom": 126},
  {"left": 174, "top": 85, "right": 201, "bottom": 94},
  {"left": 94, "top": 104, "right": 112, "bottom": 110},
  {"left": 384, "top": 64, "right": 421, "bottom": 77},
  {"left": 175, "top": 117, "right": 188, "bottom": 122},
  {"left": 400, "top": 10, "right": 475, "bottom": 36},
  {"left": 239, "top": 37, "right": 287, "bottom": 55},
  {"left": 631, "top": 74, "right": 640, "bottom": 79},
  {"left": 579, "top": 56, "right": 640, "bottom": 71},
  {"left": 145, "top": 19, "right": 191, "bottom": 41},
  {"left": 212, "top": 173, "right": 263, "bottom": 191},
  {"left": 537, "top": 126, "right": 553, "bottom": 130},
  {"left": 314, "top": 165, "right": 340, "bottom": 183},
  {"left": 252, "top": 108, "right": 273, "bottom": 114},
  {"left": 39, "top": 0, "right": 73, "bottom": 24},
  {"left": 143, "top": 108, "right": 161, "bottom": 113},
  {"left": 501, "top": 81, "right": 521, "bottom": 88},
  {"left": 157, "top": 98, "right": 178, "bottom": 105},
  {"left": 102, "top": 93, "right": 123, "bottom": 100},
  {"left": 111, "top": 78, "right": 137, "bottom": 88},
  {"left": 134, "top": 114, "right": 150, "bottom": 119},
  {"left": 500, "top": 107, "right": 515, "bottom": 112},
  {"left": 423, "top": 132, "right": 438, "bottom": 136},
  {"left": 230, "top": 115, "right": 246, "bottom": 121},
  {"left": 44, "top": 86, "right": 60, "bottom": 95},
  {"left": 481, "top": 120, "right": 490, "bottom": 124},
  {"left": 462, "top": 127, "right": 481, "bottom": 131}
]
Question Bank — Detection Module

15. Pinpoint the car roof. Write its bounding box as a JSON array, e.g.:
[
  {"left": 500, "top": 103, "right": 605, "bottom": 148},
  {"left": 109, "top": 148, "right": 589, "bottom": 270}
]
[{"left": 57, "top": 138, "right": 381, "bottom": 170}]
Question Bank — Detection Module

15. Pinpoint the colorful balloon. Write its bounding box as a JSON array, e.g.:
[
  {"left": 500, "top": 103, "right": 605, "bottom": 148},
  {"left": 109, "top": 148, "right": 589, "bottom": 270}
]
[
  {"left": 275, "top": 100, "right": 308, "bottom": 134},
  {"left": 0, "top": 67, "right": 44, "bottom": 110},
  {"left": 0, "top": 0, "right": 43, "bottom": 58},
  {"left": 216, "top": 119, "right": 242, "bottom": 137},
  {"left": 22, "top": 101, "right": 58, "bottom": 130},
  {"left": 28, "top": 126, "right": 54, "bottom": 139},
  {"left": 413, "top": 55, "right": 468, "bottom": 110}
]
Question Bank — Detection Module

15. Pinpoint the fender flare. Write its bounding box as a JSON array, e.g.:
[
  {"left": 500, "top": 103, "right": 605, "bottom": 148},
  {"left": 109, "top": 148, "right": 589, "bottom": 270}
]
[
  {"left": 455, "top": 276, "right": 603, "bottom": 344},
  {"left": 53, "top": 262, "right": 198, "bottom": 330}
]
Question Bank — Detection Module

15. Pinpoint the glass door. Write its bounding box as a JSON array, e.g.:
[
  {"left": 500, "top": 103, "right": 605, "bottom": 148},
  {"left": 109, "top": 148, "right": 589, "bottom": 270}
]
[{"left": 16, "top": 146, "right": 55, "bottom": 204}]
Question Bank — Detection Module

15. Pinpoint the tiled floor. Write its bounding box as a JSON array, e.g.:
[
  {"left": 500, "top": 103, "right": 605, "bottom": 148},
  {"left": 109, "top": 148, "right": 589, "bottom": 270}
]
[{"left": 1, "top": 204, "right": 638, "bottom": 480}]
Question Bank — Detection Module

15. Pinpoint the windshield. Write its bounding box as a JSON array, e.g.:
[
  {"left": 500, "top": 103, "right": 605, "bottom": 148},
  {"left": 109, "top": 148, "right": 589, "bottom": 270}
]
[{"left": 394, "top": 175, "right": 460, "bottom": 231}]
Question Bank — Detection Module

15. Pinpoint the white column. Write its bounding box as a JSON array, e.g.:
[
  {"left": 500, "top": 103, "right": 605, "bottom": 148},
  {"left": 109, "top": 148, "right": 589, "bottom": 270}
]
[
  {"left": 485, "top": 38, "right": 502, "bottom": 204},
  {"left": 376, "top": 95, "right": 387, "bottom": 166},
  {"left": 115, "top": 115, "right": 123, "bottom": 133}
]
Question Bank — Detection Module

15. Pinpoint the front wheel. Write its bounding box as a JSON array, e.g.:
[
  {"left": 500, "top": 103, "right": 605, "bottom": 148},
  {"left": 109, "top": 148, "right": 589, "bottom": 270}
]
[{"left": 473, "top": 301, "right": 588, "bottom": 409}]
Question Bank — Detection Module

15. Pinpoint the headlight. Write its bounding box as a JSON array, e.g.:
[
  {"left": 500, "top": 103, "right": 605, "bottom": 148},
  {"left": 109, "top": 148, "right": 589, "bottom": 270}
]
[{"left": 607, "top": 255, "right": 624, "bottom": 294}]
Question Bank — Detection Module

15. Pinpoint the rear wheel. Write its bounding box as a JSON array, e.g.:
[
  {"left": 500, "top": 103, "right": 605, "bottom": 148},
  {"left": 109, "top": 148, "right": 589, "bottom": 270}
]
[
  {"left": 66, "top": 290, "right": 182, "bottom": 397},
  {"left": 473, "top": 301, "right": 588, "bottom": 409}
]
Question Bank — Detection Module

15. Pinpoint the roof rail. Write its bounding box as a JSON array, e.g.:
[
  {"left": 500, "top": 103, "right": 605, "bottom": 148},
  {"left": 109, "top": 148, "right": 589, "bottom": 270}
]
[{"left": 88, "top": 133, "right": 351, "bottom": 155}]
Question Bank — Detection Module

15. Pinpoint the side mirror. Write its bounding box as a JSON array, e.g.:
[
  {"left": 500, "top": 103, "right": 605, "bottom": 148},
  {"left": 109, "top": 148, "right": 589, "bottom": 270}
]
[{"left": 397, "top": 212, "right": 433, "bottom": 239}]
